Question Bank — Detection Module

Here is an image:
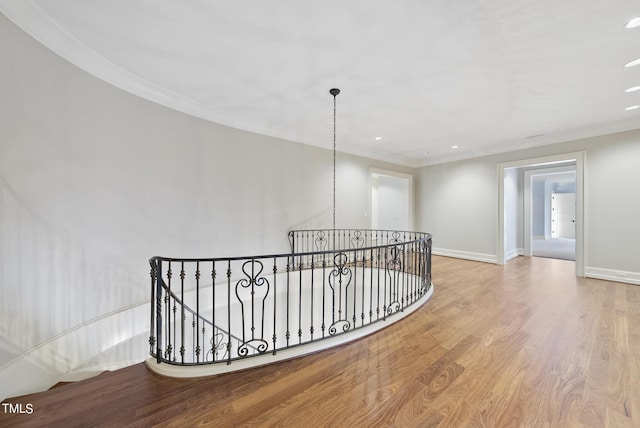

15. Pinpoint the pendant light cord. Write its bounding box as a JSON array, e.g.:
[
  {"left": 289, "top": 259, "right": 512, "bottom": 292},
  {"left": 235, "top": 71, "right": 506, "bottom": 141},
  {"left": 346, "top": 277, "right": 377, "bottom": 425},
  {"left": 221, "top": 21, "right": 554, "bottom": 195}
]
[
  {"left": 333, "top": 94, "right": 336, "bottom": 231},
  {"left": 330, "top": 88, "right": 340, "bottom": 232}
]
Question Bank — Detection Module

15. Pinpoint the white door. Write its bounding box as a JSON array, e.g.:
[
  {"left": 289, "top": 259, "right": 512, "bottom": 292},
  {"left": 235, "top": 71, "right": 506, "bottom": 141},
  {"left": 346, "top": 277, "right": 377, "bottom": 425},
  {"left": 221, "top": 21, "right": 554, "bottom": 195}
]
[{"left": 551, "top": 193, "right": 575, "bottom": 239}]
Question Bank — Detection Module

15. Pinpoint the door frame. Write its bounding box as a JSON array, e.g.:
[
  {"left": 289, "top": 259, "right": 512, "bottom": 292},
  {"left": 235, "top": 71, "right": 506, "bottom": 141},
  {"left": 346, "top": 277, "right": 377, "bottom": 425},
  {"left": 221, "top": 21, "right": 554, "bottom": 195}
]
[{"left": 497, "top": 151, "right": 585, "bottom": 277}]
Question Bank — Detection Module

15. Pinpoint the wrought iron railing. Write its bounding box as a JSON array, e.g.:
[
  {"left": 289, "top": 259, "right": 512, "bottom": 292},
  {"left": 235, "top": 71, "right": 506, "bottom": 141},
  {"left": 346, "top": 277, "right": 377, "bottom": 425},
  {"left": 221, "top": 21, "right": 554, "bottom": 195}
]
[{"left": 149, "top": 229, "right": 432, "bottom": 366}]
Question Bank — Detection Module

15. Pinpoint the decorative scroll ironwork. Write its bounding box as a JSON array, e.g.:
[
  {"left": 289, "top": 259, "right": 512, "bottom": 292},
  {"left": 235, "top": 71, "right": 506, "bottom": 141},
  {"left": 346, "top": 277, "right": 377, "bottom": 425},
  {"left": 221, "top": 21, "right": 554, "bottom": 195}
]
[
  {"left": 386, "top": 245, "right": 402, "bottom": 315},
  {"left": 207, "top": 328, "right": 228, "bottom": 361},
  {"left": 390, "top": 231, "right": 403, "bottom": 245},
  {"left": 350, "top": 230, "right": 365, "bottom": 249},
  {"left": 328, "top": 252, "right": 352, "bottom": 335},
  {"left": 235, "top": 260, "right": 270, "bottom": 356},
  {"left": 420, "top": 238, "right": 430, "bottom": 293},
  {"left": 315, "top": 230, "right": 328, "bottom": 251}
]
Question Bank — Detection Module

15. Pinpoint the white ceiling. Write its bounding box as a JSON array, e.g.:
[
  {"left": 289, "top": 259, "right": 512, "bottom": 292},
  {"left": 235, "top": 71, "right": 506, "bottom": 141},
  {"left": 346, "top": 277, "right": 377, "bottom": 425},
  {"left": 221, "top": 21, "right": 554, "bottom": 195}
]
[{"left": 2, "top": 0, "right": 640, "bottom": 166}]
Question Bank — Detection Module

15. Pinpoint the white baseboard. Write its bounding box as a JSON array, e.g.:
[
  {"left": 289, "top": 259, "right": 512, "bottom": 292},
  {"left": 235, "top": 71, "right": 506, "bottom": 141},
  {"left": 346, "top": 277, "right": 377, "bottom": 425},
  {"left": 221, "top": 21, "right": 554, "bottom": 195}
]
[
  {"left": 57, "top": 370, "right": 105, "bottom": 382},
  {"left": 432, "top": 247, "right": 497, "bottom": 264},
  {"left": 505, "top": 248, "right": 524, "bottom": 262},
  {"left": 585, "top": 267, "right": 640, "bottom": 286}
]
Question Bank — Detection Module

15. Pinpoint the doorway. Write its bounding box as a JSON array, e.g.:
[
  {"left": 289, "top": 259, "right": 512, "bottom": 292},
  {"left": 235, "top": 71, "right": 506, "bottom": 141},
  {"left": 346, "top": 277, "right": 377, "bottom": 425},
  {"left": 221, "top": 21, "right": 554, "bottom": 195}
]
[
  {"left": 524, "top": 166, "right": 577, "bottom": 261},
  {"left": 497, "top": 152, "right": 585, "bottom": 277},
  {"left": 370, "top": 169, "right": 413, "bottom": 231}
]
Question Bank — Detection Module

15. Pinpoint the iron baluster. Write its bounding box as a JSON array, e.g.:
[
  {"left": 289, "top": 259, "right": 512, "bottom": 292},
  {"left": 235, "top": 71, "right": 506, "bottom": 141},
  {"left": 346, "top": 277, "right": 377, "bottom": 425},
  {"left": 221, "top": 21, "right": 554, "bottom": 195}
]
[
  {"left": 369, "top": 249, "right": 374, "bottom": 323},
  {"left": 382, "top": 247, "right": 388, "bottom": 320},
  {"left": 321, "top": 258, "right": 326, "bottom": 338},
  {"left": 401, "top": 244, "right": 406, "bottom": 311},
  {"left": 298, "top": 257, "right": 303, "bottom": 344},
  {"left": 310, "top": 255, "right": 315, "bottom": 341},
  {"left": 195, "top": 261, "right": 200, "bottom": 362},
  {"left": 226, "top": 260, "right": 231, "bottom": 365},
  {"left": 361, "top": 253, "right": 366, "bottom": 327},
  {"left": 376, "top": 247, "right": 381, "bottom": 320},
  {"left": 155, "top": 259, "right": 163, "bottom": 364},
  {"left": 191, "top": 313, "right": 196, "bottom": 362},
  {"left": 286, "top": 257, "right": 291, "bottom": 347},
  {"left": 272, "top": 257, "right": 277, "bottom": 355},
  {"left": 165, "top": 262, "right": 172, "bottom": 360},
  {"left": 352, "top": 249, "right": 357, "bottom": 329},
  {"left": 179, "top": 262, "right": 185, "bottom": 363},
  {"left": 211, "top": 261, "right": 216, "bottom": 362},
  {"left": 149, "top": 261, "right": 156, "bottom": 359}
]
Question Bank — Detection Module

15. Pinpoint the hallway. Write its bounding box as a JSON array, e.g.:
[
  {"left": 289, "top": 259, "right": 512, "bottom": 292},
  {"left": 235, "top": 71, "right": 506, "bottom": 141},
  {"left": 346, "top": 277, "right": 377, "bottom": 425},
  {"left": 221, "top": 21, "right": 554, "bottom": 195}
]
[{"left": 532, "top": 237, "right": 576, "bottom": 260}]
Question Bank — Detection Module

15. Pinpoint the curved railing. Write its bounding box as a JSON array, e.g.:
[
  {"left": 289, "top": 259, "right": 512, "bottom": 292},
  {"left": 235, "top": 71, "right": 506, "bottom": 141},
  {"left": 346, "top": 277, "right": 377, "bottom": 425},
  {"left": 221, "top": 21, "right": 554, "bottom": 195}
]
[{"left": 148, "top": 229, "right": 432, "bottom": 369}]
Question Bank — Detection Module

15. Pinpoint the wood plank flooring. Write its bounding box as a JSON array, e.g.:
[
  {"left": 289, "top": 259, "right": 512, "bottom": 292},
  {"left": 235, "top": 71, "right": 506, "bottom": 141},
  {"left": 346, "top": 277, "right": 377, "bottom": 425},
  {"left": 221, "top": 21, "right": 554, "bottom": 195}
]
[{"left": 2, "top": 256, "right": 639, "bottom": 427}]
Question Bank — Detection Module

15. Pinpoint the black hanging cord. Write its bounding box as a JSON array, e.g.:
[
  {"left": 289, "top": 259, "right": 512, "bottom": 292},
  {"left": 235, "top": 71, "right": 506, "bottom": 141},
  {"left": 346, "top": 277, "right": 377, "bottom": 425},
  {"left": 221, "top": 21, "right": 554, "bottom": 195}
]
[{"left": 330, "top": 88, "right": 340, "bottom": 231}]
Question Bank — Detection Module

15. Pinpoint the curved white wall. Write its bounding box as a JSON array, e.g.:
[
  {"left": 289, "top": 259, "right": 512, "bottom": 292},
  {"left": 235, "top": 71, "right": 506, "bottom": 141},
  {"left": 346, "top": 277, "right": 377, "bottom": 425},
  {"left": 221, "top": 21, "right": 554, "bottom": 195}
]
[{"left": 0, "top": 14, "right": 414, "bottom": 400}]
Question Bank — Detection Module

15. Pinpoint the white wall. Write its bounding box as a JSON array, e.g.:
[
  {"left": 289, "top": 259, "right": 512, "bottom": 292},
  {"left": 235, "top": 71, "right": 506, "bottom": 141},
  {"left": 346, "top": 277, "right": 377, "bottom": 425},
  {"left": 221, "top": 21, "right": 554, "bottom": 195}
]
[
  {"left": 530, "top": 179, "right": 545, "bottom": 238},
  {"left": 416, "top": 131, "right": 640, "bottom": 283},
  {"left": 0, "top": 14, "right": 413, "bottom": 400},
  {"left": 587, "top": 139, "right": 640, "bottom": 274},
  {"left": 415, "top": 160, "right": 497, "bottom": 262}
]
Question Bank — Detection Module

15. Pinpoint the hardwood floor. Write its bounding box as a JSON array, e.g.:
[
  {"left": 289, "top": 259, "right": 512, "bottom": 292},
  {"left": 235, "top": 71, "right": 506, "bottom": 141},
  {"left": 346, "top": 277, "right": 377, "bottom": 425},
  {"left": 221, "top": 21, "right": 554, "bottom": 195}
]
[{"left": 2, "top": 256, "right": 639, "bottom": 427}]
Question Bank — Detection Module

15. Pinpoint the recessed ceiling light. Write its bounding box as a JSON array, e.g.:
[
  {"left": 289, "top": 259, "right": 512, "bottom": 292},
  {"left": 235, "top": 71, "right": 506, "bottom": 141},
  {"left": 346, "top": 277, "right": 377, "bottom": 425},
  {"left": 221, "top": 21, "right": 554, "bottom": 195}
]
[
  {"left": 626, "top": 17, "right": 640, "bottom": 29},
  {"left": 626, "top": 86, "right": 640, "bottom": 92},
  {"left": 624, "top": 58, "right": 640, "bottom": 67},
  {"left": 374, "top": 137, "right": 382, "bottom": 140},
  {"left": 451, "top": 145, "right": 459, "bottom": 149},
  {"left": 625, "top": 105, "right": 639, "bottom": 111}
]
